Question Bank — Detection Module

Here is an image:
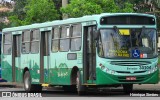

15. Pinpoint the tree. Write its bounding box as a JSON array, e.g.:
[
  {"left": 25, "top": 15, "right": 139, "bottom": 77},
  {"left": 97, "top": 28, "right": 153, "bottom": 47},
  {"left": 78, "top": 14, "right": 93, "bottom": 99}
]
[
  {"left": 61, "top": 0, "right": 133, "bottom": 18},
  {"left": 132, "top": 0, "right": 160, "bottom": 32},
  {"left": 9, "top": 0, "right": 60, "bottom": 26},
  {"left": 52, "top": 0, "right": 62, "bottom": 19},
  {"left": 8, "top": 0, "right": 28, "bottom": 26},
  {"left": 0, "top": 2, "right": 12, "bottom": 31}
]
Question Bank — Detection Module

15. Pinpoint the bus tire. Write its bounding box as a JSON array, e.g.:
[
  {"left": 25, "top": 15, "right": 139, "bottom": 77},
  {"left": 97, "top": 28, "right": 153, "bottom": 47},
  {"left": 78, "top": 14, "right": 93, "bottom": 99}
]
[
  {"left": 76, "top": 71, "right": 86, "bottom": 95},
  {"left": 123, "top": 84, "right": 133, "bottom": 94},
  {"left": 23, "top": 71, "right": 42, "bottom": 92}
]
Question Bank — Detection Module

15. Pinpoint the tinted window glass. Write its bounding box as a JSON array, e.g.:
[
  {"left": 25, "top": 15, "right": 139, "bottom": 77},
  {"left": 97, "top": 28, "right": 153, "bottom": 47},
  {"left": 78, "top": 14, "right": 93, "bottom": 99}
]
[
  {"left": 59, "top": 26, "right": 70, "bottom": 52},
  {"left": 100, "top": 15, "right": 155, "bottom": 25},
  {"left": 71, "top": 24, "right": 82, "bottom": 51},
  {"left": 22, "top": 31, "right": 30, "bottom": 53},
  {"left": 31, "top": 30, "right": 39, "bottom": 53},
  {"left": 72, "top": 24, "right": 81, "bottom": 37},
  {"left": 52, "top": 27, "right": 59, "bottom": 52},
  {"left": 3, "top": 33, "right": 12, "bottom": 55}
]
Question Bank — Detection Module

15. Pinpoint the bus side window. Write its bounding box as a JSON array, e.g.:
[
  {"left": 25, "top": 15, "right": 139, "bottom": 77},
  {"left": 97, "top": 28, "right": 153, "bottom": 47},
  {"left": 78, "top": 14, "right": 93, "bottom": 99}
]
[
  {"left": 22, "top": 31, "right": 30, "bottom": 54},
  {"left": 31, "top": 29, "right": 40, "bottom": 53},
  {"left": 52, "top": 27, "right": 60, "bottom": 52},
  {"left": 59, "top": 26, "right": 70, "bottom": 52},
  {"left": 70, "top": 24, "right": 82, "bottom": 51},
  {"left": 3, "top": 33, "right": 12, "bottom": 55}
]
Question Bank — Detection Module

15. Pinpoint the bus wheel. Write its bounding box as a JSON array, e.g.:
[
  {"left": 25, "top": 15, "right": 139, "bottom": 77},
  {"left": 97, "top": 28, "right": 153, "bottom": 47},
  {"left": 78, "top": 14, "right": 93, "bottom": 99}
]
[
  {"left": 23, "top": 71, "right": 42, "bottom": 92},
  {"left": 24, "top": 71, "right": 32, "bottom": 92},
  {"left": 123, "top": 84, "right": 133, "bottom": 94},
  {"left": 76, "top": 71, "right": 86, "bottom": 95}
]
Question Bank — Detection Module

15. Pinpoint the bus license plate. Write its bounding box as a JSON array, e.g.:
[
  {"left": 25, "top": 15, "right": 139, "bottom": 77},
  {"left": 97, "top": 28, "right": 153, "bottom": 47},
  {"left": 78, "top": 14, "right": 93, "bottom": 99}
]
[{"left": 126, "top": 77, "right": 136, "bottom": 80}]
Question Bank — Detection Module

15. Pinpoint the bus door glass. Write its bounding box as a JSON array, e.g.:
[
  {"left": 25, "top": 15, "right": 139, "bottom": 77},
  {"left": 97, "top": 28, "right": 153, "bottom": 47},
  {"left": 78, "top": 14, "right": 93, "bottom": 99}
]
[
  {"left": 83, "top": 25, "right": 96, "bottom": 83},
  {"left": 13, "top": 34, "right": 21, "bottom": 82},
  {"left": 40, "top": 31, "right": 51, "bottom": 83}
]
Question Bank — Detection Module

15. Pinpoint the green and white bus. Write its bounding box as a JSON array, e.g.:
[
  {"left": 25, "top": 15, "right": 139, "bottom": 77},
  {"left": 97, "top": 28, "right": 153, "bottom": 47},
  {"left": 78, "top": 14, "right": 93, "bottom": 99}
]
[{"left": 1, "top": 13, "right": 159, "bottom": 95}]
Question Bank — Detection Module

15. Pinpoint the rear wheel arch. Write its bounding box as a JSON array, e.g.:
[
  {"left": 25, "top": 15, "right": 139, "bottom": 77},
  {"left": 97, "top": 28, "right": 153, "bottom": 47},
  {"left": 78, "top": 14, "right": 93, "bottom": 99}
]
[
  {"left": 23, "top": 68, "right": 42, "bottom": 92},
  {"left": 70, "top": 66, "right": 79, "bottom": 85},
  {"left": 23, "top": 67, "right": 29, "bottom": 81}
]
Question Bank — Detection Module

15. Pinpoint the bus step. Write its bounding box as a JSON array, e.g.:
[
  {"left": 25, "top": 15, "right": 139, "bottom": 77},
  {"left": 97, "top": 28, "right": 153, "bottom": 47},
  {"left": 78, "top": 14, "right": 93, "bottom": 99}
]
[
  {"left": 83, "top": 83, "right": 96, "bottom": 86},
  {"left": 42, "top": 84, "right": 49, "bottom": 87}
]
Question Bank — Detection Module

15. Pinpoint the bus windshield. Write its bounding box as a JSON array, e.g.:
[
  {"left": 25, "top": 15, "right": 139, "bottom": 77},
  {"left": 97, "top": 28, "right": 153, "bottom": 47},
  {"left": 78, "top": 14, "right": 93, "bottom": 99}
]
[{"left": 98, "top": 28, "right": 157, "bottom": 58}]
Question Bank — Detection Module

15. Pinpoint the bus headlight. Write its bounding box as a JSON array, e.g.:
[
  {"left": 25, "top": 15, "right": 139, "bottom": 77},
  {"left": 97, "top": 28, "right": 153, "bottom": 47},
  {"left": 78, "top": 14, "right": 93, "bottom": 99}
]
[
  {"left": 148, "top": 65, "right": 158, "bottom": 74},
  {"left": 105, "top": 68, "right": 115, "bottom": 74},
  {"left": 99, "top": 63, "right": 105, "bottom": 70},
  {"left": 106, "top": 68, "right": 109, "bottom": 72},
  {"left": 155, "top": 64, "right": 158, "bottom": 70},
  {"left": 99, "top": 63, "right": 115, "bottom": 74},
  {"left": 148, "top": 70, "right": 151, "bottom": 74},
  {"left": 111, "top": 70, "right": 115, "bottom": 74}
]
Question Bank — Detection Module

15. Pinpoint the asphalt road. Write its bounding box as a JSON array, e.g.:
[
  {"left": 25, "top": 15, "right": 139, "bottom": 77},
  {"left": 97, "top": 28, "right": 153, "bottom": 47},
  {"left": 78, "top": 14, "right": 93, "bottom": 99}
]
[{"left": 0, "top": 83, "right": 159, "bottom": 98}]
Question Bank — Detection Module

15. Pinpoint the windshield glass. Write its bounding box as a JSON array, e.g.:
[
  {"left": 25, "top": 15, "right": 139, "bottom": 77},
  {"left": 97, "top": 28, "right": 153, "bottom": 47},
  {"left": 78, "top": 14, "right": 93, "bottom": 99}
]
[{"left": 98, "top": 28, "right": 157, "bottom": 58}]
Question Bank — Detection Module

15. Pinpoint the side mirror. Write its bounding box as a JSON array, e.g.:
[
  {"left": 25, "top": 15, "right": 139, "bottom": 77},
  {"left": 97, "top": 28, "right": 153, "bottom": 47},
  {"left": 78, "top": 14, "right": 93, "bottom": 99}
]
[{"left": 93, "top": 30, "right": 100, "bottom": 40}]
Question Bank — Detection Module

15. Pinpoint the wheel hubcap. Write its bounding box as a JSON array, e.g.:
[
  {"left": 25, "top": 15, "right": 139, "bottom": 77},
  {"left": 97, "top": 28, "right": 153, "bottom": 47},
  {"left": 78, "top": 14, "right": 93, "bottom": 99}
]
[
  {"left": 24, "top": 77, "right": 29, "bottom": 89},
  {"left": 76, "top": 76, "right": 79, "bottom": 89}
]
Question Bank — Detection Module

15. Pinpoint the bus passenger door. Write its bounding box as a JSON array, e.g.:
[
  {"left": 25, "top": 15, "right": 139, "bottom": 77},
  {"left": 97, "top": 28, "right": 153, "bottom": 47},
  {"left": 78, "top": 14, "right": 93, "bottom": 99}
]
[
  {"left": 12, "top": 34, "right": 21, "bottom": 82},
  {"left": 83, "top": 26, "right": 96, "bottom": 83},
  {"left": 40, "top": 31, "right": 51, "bottom": 83}
]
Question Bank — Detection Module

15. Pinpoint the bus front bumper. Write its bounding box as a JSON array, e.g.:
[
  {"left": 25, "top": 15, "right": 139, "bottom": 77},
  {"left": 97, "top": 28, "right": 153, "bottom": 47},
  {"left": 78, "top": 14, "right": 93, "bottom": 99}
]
[{"left": 96, "top": 68, "right": 159, "bottom": 85}]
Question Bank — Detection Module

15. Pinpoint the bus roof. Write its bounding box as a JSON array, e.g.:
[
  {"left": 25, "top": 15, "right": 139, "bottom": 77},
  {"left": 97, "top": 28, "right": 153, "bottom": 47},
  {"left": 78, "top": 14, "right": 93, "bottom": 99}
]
[{"left": 2, "top": 13, "right": 155, "bottom": 33}]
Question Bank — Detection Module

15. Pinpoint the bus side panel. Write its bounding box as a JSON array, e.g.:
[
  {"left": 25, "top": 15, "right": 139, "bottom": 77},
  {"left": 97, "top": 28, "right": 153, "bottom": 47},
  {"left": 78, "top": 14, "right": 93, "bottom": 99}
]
[
  {"left": 15, "top": 57, "right": 22, "bottom": 82},
  {"left": 2, "top": 55, "right": 12, "bottom": 82},
  {"left": 21, "top": 54, "right": 40, "bottom": 84},
  {"left": 50, "top": 52, "right": 71, "bottom": 85},
  {"left": 30, "top": 54, "right": 40, "bottom": 84}
]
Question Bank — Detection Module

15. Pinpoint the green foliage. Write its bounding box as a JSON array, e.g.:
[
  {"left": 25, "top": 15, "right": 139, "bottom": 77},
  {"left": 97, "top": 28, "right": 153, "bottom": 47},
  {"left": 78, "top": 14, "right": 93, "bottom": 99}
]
[
  {"left": 132, "top": 0, "right": 160, "bottom": 32},
  {"left": 52, "top": 0, "right": 62, "bottom": 19},
  {"left": 9, "top": 15, "right": 23, "bottom": 26},
  {"left": 8, "top": 0, "right": 27, "bottom": 27},
  {"left": 9, "top": 0, "right": 59, "bottom": 26},
  {"left": 0, "top": 23, "right": 11, "bottom": 31},
  {"left": 24, "top": 0, "right": 59, "bottom": 24},
  {"left": 61, "top": 0, "right": 134, "bottom": 18},
  {"left": 0, "top": 11, "right": 10, "bottom": 31}
]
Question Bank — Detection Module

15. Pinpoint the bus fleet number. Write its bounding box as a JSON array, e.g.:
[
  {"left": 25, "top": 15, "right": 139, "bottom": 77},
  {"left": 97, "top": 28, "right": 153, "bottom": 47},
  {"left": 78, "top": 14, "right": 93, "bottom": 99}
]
[{"left": 139, "top": 66, "right": 151, "bottom": 70}]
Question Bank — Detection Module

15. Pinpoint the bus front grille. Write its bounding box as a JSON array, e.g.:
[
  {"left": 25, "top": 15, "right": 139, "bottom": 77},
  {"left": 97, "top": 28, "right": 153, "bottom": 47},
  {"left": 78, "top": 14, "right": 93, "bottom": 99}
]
[
  {"left": 110, "top": 61, "right": 151, "bottom": 66},
  {"left": 116, "top": 71, "right": 147, "bottom": 74}
]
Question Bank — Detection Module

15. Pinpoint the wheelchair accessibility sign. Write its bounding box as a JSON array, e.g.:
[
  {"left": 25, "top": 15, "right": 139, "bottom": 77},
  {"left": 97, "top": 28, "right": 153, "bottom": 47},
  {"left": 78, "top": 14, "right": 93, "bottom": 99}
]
[{"left": 132, "top": 49, "right": 140, "bottom": 58}]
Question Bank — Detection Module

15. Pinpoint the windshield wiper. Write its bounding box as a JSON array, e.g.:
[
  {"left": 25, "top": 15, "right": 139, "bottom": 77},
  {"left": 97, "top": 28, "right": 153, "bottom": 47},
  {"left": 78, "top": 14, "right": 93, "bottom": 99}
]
[
  {"left": 113, "top": 26, "right": 119, "bottom": 33},
  {"left": 140, "top": 26, "right": 145, "bottom": 37},
  {"left": 113, "top": 26, "right": 123, "bottom": 40}
]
